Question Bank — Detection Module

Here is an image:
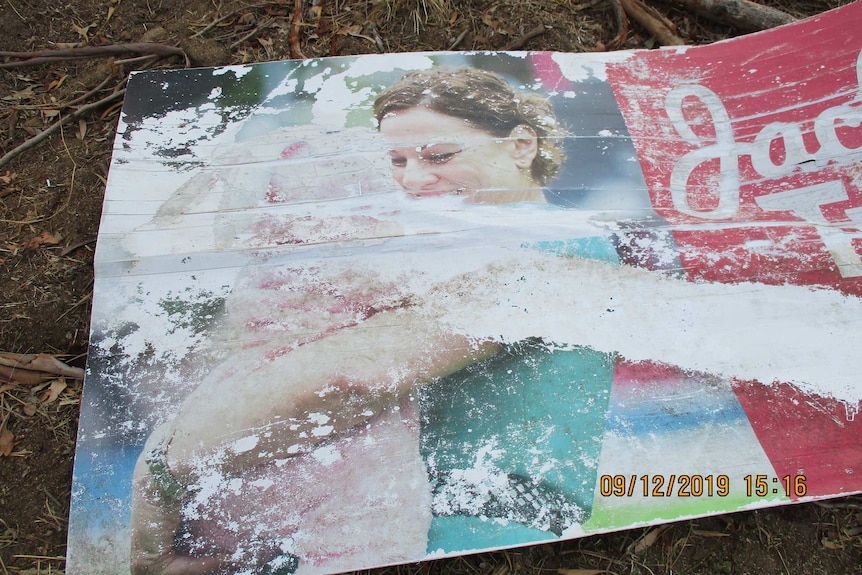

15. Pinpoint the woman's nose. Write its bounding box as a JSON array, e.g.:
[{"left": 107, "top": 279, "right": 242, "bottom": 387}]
[{"left": 400, "top": 159, "right": 438, "bottom": 190}]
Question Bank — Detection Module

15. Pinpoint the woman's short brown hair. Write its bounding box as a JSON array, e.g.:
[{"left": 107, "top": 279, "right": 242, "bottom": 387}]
[{"left": 373, "top": 67, "right": 565, "bottom": 186}]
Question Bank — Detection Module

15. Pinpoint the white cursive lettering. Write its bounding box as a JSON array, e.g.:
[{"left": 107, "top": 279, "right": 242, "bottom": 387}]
[{"left": 664, "top": 50, "right": 862, "bottom": 277}]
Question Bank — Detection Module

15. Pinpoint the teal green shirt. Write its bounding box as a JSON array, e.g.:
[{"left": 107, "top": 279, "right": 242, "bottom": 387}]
[{"left": 418, "top": 237, "right": 619, "bottom": 553}]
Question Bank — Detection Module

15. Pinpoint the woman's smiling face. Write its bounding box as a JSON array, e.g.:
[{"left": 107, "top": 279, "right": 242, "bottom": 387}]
[{"left": 379, "top": 107, "right": 538, "bottom": 200}]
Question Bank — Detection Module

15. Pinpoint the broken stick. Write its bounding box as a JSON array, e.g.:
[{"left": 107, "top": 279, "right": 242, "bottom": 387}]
[{"left": 667, "top": 0, "right": 796, "bottom": 32}]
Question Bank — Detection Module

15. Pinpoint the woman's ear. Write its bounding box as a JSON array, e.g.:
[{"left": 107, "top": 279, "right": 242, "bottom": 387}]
[{"left": 509, "top": 124, "right": 538, "bottom": 167}]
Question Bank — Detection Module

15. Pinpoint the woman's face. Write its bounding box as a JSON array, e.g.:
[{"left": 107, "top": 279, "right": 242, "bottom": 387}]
[{"left": 379, "top": 107, "right": 538, "bottom": 200}]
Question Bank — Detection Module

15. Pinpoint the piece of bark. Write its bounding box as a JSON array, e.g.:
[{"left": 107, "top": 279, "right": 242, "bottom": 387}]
[
  {"left": 668, "top": 0, "right": 796, "bottom": 32},
  {"left": 0, "top": 352, "right": 85, "bottom": 384}
]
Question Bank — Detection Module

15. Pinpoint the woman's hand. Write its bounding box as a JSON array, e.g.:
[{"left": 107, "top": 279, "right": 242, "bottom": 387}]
[{"left": 130, "top": 307, "right": 496, "bottom": 573}]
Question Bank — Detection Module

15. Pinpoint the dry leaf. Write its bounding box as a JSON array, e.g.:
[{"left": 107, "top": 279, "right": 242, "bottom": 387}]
[
  {"left": 628, "top": 524, "right": 671, "bottom": 554},
  {"left": 23, "top": 403, "right": 38, "bottom": 416},
  {"left": 73, "top": 22, "right": 96, "bottom": 41},
  {"left": 481, "top": 11, "right": 510, "bottom": 35},
  {"left": 23, "top": 231, "right": 62, "bottom": 250},
  {"left": 46, "top": 75, "right": 68, "bottom": 91},
  {"left": 107, "top": 0, "right": 121, "bottom": 23},
  {"left": 0, "top": 172, "right": 18, "bottom": 185},
  {"left": 821, "top": 537, "right": 844, "bottom": 549},
  {"left": 31, "top": 381, "right": 50, "bottom": 393},
  {"left": 559, "top": 570, "right": 616, "bottom": 575},
  {"left": 2, "top": 85, "right": 37, "bottom": 101},
  {"left": 40, "top": 380, "right": 67, "bottom": 404},
  {"left": 0, "top": 426, "right": 14, "bottom": 456},
  {"left": 77, "top": 119, "right": 88, "bottom": 140}
]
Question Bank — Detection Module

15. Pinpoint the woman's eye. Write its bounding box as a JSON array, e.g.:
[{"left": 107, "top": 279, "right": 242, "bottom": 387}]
[
  {"left": 389, "top": 157, "right": 407, "bottom": 167},
  {"left": 426, "top": 152, "right": 457, "bottom": 165}
]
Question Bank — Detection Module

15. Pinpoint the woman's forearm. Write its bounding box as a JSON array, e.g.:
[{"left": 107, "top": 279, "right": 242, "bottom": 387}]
[{"left": 163, "top": 307, "right": 499, "bottom": 482}]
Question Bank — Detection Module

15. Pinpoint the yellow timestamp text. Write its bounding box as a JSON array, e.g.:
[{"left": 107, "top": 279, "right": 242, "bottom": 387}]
[
  {"left": 599, "top": 474, "right": 730, "bottom": 498},
  {"left": 599, "top": 474, "right": 808, "bottom": 498},
  {"left": 744, "top": 474, "right": 807, "bottom": 498}
]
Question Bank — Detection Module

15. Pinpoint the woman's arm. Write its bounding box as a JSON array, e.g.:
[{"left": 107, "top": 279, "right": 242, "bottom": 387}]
[{"left": 163, "top": 306, "right": 500, "bottom": 484}]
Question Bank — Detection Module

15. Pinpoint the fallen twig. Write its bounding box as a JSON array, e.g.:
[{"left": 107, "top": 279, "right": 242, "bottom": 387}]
[
  {"left": 0, "top": 352, "right": 84, "bottom": 384},
  {"left": 448, "top": 29, "right": 469, "bottom": 50},
  {"left": 620, "top": 0, "right": 685, "bottom": 46},
  {"left": 667, "top": 0, "right": 795, "bottom": 32},
  {"left": 0, "top": 87, "right": 126, "bottom": 171},
  {"left": 502, "top": 25, "right": 550, "bottom": 50},
  {"left": 229, "top": 19, "right": 275, "bottom": 50},
  {"left": 64, "top": 75, "right": 118, "bottom": 108},
  {"left": 369, "top": 23, "right": 385, "bottom": 53},
  {"left": 190, "top": 2, "right": 274, "bottom": 39},
  {"left": 0, "top": 43, "right": 188, "bottom": 68},
  {"left": 1, "top": 74, "right": 116, "bottom": 111},
  {"left": 290, "top": 0, "right": 306, "bottom": 58},
  {"left": 627, "top": 524, "right": 672, "bottom": 554},
  {"left": 114, "top": 54, "right": 162, "bottom": 66}
]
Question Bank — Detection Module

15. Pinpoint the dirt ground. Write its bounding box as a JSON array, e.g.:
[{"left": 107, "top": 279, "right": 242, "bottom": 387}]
[{"left": 1, "top": 0, "right": 860, "bottom": 573}]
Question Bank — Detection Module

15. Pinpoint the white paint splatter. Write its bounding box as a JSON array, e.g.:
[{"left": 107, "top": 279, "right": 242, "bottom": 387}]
[
  {"left": 231, "top": 435, "right": 259, "bottom": 454},
  {"left": 312, "top": 425, "right": 334, "bottom": 437},
  {"left": 311, "top": 444, "right": 342, "bottom": 465},
  {"left": 213, "top": 65, "right": 254, "bottom": 79},
  {"left": 308, "top": 412, "right": 330, "bottom": 425},
  {"left": 552, "top": 51, "right": 635, "bottom": 82}
]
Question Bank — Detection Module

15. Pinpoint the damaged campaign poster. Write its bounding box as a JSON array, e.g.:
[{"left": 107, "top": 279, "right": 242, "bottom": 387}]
[{"left": 69, "top": 4, "right": 862, "bottom": 574}]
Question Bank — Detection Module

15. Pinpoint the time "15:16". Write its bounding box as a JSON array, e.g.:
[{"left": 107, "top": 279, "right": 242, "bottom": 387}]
[{"left": 744, "top": 474, "right": 807, "bottom": 498}]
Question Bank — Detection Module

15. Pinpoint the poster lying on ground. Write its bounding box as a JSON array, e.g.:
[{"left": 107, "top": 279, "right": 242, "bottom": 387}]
[{"left": 70, "top": 3, "right": 862, "bottom": 574}]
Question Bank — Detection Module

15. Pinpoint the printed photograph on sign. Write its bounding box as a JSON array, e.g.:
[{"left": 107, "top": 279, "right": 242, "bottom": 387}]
[{"left": 68, "top": 7, "right": 862, "bottom": 573}]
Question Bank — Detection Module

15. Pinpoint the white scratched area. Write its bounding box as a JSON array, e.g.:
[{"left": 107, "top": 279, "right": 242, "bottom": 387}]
[{"left": 414, "top": 247, "right": 862, "bottom": 407}]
